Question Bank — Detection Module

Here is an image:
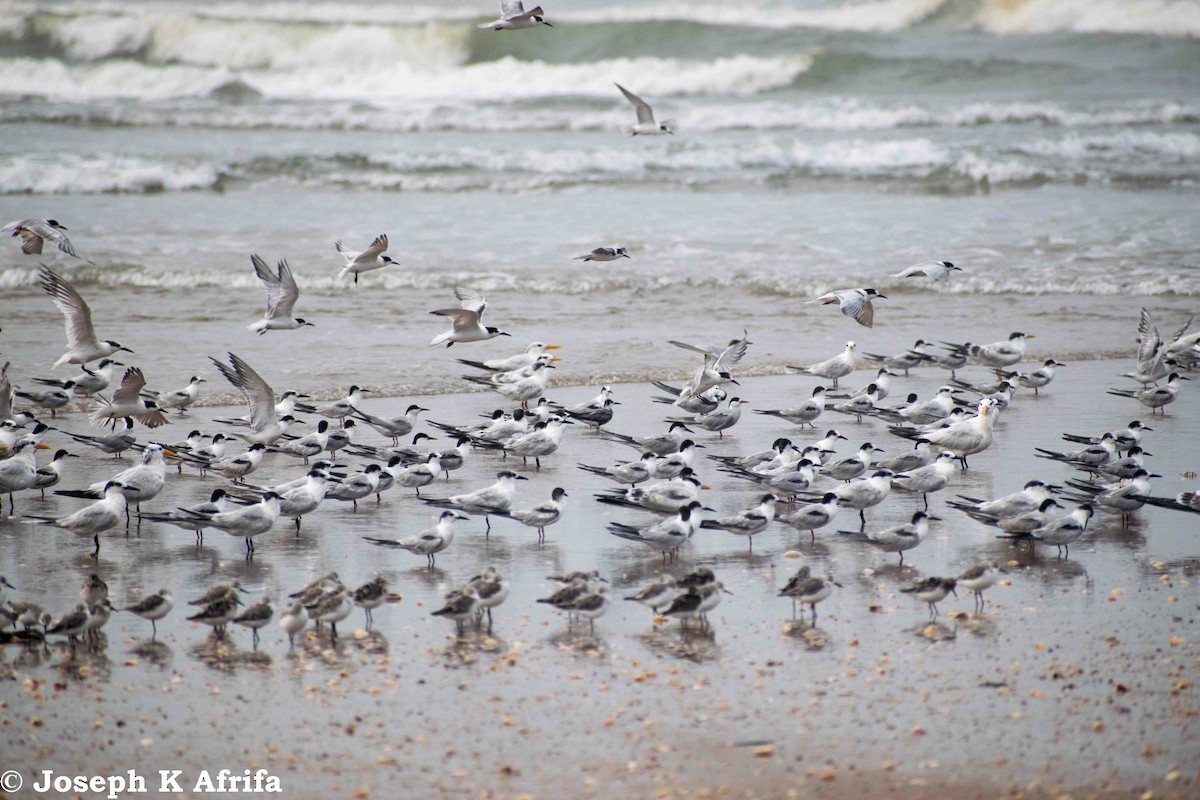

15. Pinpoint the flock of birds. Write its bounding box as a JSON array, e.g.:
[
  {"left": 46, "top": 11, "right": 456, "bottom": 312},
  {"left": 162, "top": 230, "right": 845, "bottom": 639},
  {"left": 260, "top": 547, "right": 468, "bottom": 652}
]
[
  {"left": 2, "top": 0, "right": 1199, "bottom": 652},
  {"left": 2, "top": 234, "right": 1197, "bottom": 650}
]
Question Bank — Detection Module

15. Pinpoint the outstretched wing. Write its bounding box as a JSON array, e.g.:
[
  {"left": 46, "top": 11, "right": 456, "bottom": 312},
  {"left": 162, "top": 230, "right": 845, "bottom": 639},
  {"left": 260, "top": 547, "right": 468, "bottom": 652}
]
[
  {"left": 430, "top": 308, "right": 480, "bottom": 333},
  {"left": 500, "top": 0, "right": 526, "bottom": 19},
  {"left": 111, "top": 366, "right": 147, "bottom": 404},
  {"left": 211, "top": 353, "right": 275, "bottom": 431},
  {"left": 273, "top": 259, "right": 301, "bottom": 318},
  {"left": 362, "top": 234, "right": 388, "bottom": 259},
  {"left": 251, "top": 254, "right": 284, "bottom": 318},
  {"left": 615, "top": 83, "right": 655, "bottom": 126},
  {"left": 1136, "top": 307, "right": 1162, "bottom": 371},
  {"left": 715, "top": 331, "right": 750, "bottom": 372},
  {"left": 455, "top": 286, "right": 487, "bottom": 319},
  {"left": 39, "top": 264, "right": 100, "bottom": 351}
]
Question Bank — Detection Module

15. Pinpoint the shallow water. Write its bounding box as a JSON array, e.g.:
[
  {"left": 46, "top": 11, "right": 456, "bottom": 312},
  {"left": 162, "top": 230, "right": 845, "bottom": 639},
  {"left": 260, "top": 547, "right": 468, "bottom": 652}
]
[{"left": 2, "top": 360, "right": 1198, "bottom": 797}]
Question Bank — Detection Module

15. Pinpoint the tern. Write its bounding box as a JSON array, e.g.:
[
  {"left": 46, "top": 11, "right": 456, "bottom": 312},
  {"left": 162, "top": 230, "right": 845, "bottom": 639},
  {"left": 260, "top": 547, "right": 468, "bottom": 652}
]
[
  {"left": 60, "top": 417, "right": 136, "bottom": 458},
  {"left": 670, "top": 397, "right": 747, "bottom": 438},
  {"left": 804, "top": 470, "right": 894, "bottom": 528},
  {"left": 698, "top": 494, "right": 776, "bottom": 551},
  {"left": 599, "top": 421, "right": 694, "bottom": 455},
  {"left": 891, "top": 451, "right": 958, "bottom": 509},
  {"left": 479, "top": 1, "right": 552, "bottom": 30},
  {"left": 788, "top": 341, "right": 855, "bottom": 388},
  {"left": 430, "top": 287, "right": 510, "bottom": 347},
  {"left": 39, "top": 265, "right": 133, "bottom": 367},
  {"left": 32, "top": 358, "right": 121, "bottom": 399},
  {"left": 890, "top": 260, "right": 960, "bottom": 282},
  {"left": 143, "top": 375, "right": 205, "bottom": 414},
  {"left": 615, "top": 83, "right": 673, "bottom": 136},
  {"left": 862, "top": 340, "right": 933, "bottom": 375},
  {"left": 848, "top": 510, "right": 938, "bottom": 565},
  {"left": 669, "top": 331, "right": 749, "bottom": 400},
  {"left": 966, "top": 497, "right": 1064, "bottom": 535},
  {"left": 57, "top": 443, "right": 171, "bottom": 521},
  {"left": 23, "top": 481, "right": 126, "bottom": 554},
  {"left": 807, "top": 288, "right": 886, "bottom": 328},
  {"left": 182, "top": 492, "right": 281, "bottom": 555},
  {"left": 421, "top": 470, "right": 528, "bottom": 532},
  {"left": 777, "top": 493, "right": 840, "bottom": 541},
  {"left": 336, "top": 234, "right": 395, "bottom": 284},
  {"left": 13, "top": 383, "right": 73, "bottom": 415},
  {"left": 353, "top": 403, "right": 427, "bottom": 444},
  {"left": 606, "top": 501, "right": 707, "bottom": 563},
  {"left": 595, "top": 469, "right": 703, "bottom": 514},
  {"left": 754, "top": 386, "right": 826, "bottom": 429},
  {"left": 0, "top": 439, "right": 48, "bottom": 510},
  {"left": 1062, "top": 420, "right": 1150, "bottom": 452},
  {"left": 578, "top": 452, "right": 659, "bottom": 486},
  {"left": 33, "top": 448, "right": 77, "bottom": 496},
  {"left": 247, "top": 254, "right": 313, "bottom": 334},
  {"left": 943, "top": 332, "right": 1032, "bottom": 370},
  {"left": 491, "top": 487, "right": 567, "bottom": 542},
  {"left": 951, "top": 481, "right": 1058, "bottom": 520},
  {"left": 575, "top": 246, "right": 629, "bottom": 262},
  {"left": 209, "top": 353, "right": 298, "bottom": 445},
  {"left": 88, "top": 366, "right": 167, "bottom": 428},
  {"left": 1107, "top": 373, "right": 1188, "bottom": 415},
  {"left": 1029, "top": 504, "right": 1094, "bottom": 557},
  {"left": 364, "top": 510, "right": 466, "bottom": 567},
  {"left": 652, "top": 383, "right": 726, "bottom": 415},
  {"left": 139, "top": 489, "right": 229, "bottom": 543},
  {"left": 456, "top": 342, "right": 561, "bottom": 373},
  {"left": 1001, "top": 359, "right": 1064, "bottom": 395},
  {"left": 4, "top": 218, "right": 89, "bottom": 261},
  {"left": 890, "top": 398, "right": 998, "bottom": 469}
]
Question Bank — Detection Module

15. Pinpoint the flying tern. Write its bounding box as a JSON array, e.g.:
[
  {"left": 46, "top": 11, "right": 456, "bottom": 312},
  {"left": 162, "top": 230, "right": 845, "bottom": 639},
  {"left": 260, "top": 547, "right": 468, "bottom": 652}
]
[
  {"left": 247, "top": 254, "right": 313, "bottom": 334},
  {"left": 336, "top": 234, "right": 395, "bottom": 284},
  {"left": 430, "top": 287, "right": 510, "bottom": 347},
  {"left": 39, "top": 265, "right": 133, "bottom": 367},
  {"left": 615, "top": 83, "right": 673, "bottom": 136},
  {"left": 807, "top": 288, "right": 886, "bottom": 328}
]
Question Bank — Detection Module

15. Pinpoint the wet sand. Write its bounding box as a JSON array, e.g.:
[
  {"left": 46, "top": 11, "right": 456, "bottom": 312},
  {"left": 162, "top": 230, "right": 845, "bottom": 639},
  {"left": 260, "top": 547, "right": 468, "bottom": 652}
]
[{"left": 2, "top": 358, "right": 1198, "bottom": 799}]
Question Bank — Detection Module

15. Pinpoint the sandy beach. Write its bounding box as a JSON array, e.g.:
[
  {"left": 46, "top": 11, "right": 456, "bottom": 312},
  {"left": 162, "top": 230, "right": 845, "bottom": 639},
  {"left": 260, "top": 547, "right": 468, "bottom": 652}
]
[{"left": 2, "top": 358, "right": 1198, "bottom": 800}]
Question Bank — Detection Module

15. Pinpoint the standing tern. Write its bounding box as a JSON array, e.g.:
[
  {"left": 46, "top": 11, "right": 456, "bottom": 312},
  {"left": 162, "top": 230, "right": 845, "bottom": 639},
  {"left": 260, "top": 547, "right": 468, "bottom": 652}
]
[
  {"left": 4, "top": 218, "right": 89, "bottom": 261},
  {"left": 971, "top": 497, "right": 1064, "bottom": 535},
  {"left": 421, "top": 470, "right": 528, "bottom": 532},
  {"left": 805, "top": 470, "right": 894, "bottom": 528},
  {"left": 39, "top": 265, "right": 133, "bottom": 367},
  {"left": 247, "top": 254, "right": 313, "bottom": 334},
  {"left": 352, "top": 403, "right": 427, "bottom": 444},
  {"left": 31, "top": 357, "right": 119, "bottom": 398},
  {"left": 335, "top": 234, "right": 395, "bottom": 284},
  {"left": 652, "top": 383, "right": 726, "bottom": 415},
  {"left": 848, "top": 510, "right": 938, "bottom": 565},
  {"left": 1029, "top": 504, "right": 1094, "bottom": 557},
  {"left": 1062, "top": 420, "right": 1150, "bottom": 452},
  {"left": 59, "top": 417, "right": 136, "bottom": 458},
  {"left": 891, "top": 451, "right": 957, "bottom": 509},
  {"left": 615, "top": 83, "right": 673, "bottom": 136},
  {"left": 182, "top": 492, "right": 281, "bottom": 555},
  {"left": 430, "top": 287, "right": 510, "bottom": 347},
  {"left": 777, "top": 493, "right": 840, "bottom": 541},
  {"left": 806, "top": 288, "right": 886, "bottom": 328},
  {"left": 594, "top": 469, "right": 704, "bottom": 514},
  {"left": 14, "top": 383, "right": 73, "bottom": 415},
  {"left": 0, "top": 439, "right": 48, "bottom": 511},
  {"left": 606, "top": 501, "right": 707, "bottom": 563},
  {"left": 139, "top": 488, "right": 229, "bottom": 543},
  {"left": 890, "top": 260, "right": 960, "bottom": 282},
  {"left": 670, "top": 397, "right": 747, "bottom": 438},
  {"left": 788, "top": 341, "right": 855, "bottom": 388},
  {"left": 479, "top": 1, "right": 552, "bottom": 30},
  {"left": 948, "top": 480, "right": 1059, "bottom": 519},
  {"left": 34, "top": 448, "right": 77, "bottom": 496},
  {"left": 599, "top": 421, "right": 694, "bottom": 455},
  {"left": 364, "top": 511, "right": 466, "bottom": 567},
  {"left": 1001, "top": 359, "right": 1064, "bottom": 395},
  {"left": 143, "top": 375, "right": 205, "bottom": 414},
  {"left": 491, "top": 487, "right": 567, "bottom": 542},
  {"left": 698, "top": 494, "right": 776, "bottom": 552},
  {"left": 943, "top": 332, "right": 1032, "bottom": 371},
  {"left": 890, "top": 398, "right": 998, "bottom": 469},
  {"left": 578, "top": 452, "right": 658, "bottom": 486},
  {"left": 1107, "top": 373, "right": 1188, "bottom": 415},
  {"left": 575, "top": 246, "right": 629, "bottom": 262},
  {"left": 23, "top": 481, "right": 126, "bottom": 554},
  {"left": 57, "top": 443, "right": 171, "bottom": 521},
  {"left": 754, "top": 386, "right": 826, "bottom": 429},
  {"left": 862, "top": 340, "right": 933, "bottom": 375}
]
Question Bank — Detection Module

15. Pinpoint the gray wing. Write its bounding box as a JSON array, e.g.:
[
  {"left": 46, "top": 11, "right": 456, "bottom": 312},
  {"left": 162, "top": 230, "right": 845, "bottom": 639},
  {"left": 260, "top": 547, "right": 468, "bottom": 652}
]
[
  {"left": 838, "top": 292, "right": 867, "bottom": 321},
  {"left": 273, "top": 259, "right": 301, "bottom": 318},
  {"left": 1136, "top": 308, "right": 1161, "bottom": 369},
  {"left": 500, "top": 0, "right": 526, "bottom": 19},
  {"left": 251, "top": 254, "right": 284, "bottom": 318},
  {"left": 40, "top": 265, "right": 100, "bottom": 351},
  {"left": 615, "top": 83, "right": 655, "bottom": 125},
  {"left": 211, "top": 353, "right": 275, "bottom": 431},
  {"left": 455, "top": 287, "right": 487, "bottom": 319},
  {"left": 715, "top": 331, "right": 750, "bottom": 371},
  {"left": 24, "top": 220, "right": 80, "bottom": 259},
  {"left": 430, "top": 308, "right": 480, "bottom": 332},
  {"left": 0, "top": 362, "right": 11, "bottom": 420},
  {"left": 1169, "top": 314, "right": 1194, "bottom": 343},
  {"left": 111, "top": 367, "right": 147, "bottom": 404},
  {"left": 362, "top": 234, "right": 388, "bottom": 259}
]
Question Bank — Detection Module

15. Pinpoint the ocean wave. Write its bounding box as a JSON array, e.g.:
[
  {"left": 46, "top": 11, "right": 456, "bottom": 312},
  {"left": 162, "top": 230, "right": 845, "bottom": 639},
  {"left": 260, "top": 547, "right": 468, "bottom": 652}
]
[
  {"left": 0, "top": 52, "right": 813, "bottom": 101},
  {"left": 3, "top": 97, "right": 1196, "bottom": 135},
  {"left": 1016, "top": 131, "right": 1200, "bottom": 160},
  {"left": 975, "top": 0, "right": 1200, "bottom": 39},
  {"left": 4, "top": 262, "right": 1197, "bottom": 297},
  {"left": 0, "top": 154, "right": 221, "bottom": 194}
]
